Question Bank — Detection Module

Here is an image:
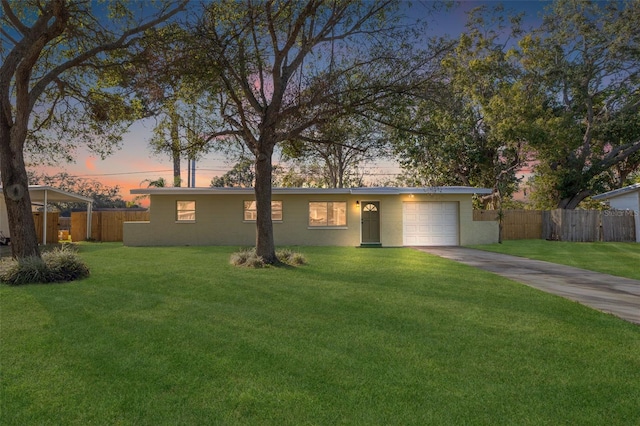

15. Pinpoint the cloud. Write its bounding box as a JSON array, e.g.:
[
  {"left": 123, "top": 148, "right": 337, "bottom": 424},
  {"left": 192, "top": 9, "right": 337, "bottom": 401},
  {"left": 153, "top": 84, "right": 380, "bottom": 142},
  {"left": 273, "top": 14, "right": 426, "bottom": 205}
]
[{"left": 85, "top": 156, "right": 97, "bottom": 171}]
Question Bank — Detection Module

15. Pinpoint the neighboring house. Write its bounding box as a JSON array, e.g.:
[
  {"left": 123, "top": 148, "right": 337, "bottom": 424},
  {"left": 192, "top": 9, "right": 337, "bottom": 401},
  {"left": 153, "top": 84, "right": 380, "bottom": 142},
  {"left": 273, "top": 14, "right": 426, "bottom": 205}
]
[
  {"left": 592, "top": 183, "right": 640, "bottom": 243},
  {"left": 124, "top": 187, "right": 498, "bottom": 247},
  {"left": 0, "top": 186, "right": 94, "bottom": 244}
]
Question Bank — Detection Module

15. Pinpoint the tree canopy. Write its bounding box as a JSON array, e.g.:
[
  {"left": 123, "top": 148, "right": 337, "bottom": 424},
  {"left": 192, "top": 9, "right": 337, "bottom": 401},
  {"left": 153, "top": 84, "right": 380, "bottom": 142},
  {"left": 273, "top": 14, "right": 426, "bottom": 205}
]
[
  {"left": 281, "top": 116, "right": 388, "bottom": 188},
  {"left": 0, "top": 0, "right": 186, "bottom": 259},
  {"left": 391, "top": 0, "right": 640, "bottom": 210},
  {"left": 520, "top": 0, "right": 640, "bottom": 208}
]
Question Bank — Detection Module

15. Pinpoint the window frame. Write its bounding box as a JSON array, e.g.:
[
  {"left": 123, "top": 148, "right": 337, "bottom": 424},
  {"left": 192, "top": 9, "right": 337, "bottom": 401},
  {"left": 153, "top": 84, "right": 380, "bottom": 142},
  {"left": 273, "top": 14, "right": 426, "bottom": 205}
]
[
  {"left": 243, "top": 200, "right": 283, "bottom": 222},
  {"left": 308, "top": 201, "right": 348, "bottom": 228},
  {"left": 176, "top": 200, "right": 196, "bottom": 222}
]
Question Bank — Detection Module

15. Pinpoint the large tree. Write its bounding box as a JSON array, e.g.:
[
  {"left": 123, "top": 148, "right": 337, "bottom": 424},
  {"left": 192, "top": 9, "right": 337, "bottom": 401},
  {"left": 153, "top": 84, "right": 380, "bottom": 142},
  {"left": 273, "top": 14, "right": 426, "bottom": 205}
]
[
  {"left": 210, "top": 158, "right": 255, "bottom": 188},
  {"left": 126, "top": 27, "right": 213, "bottom": 188},
  {"left": 521, "top": 0, "right": 640, "bottom": 209},
  {"left": 281, "top": 116, "right": 387, "bottom": 188},
  {"left": 147, "top": 100, "right": 210, "bottom": 187},
  {"left": 188, "top": 0, "right": 446, "bottom": 263},
  {"left": 0, "top": 0, "right": 186, "bottom": 259},
  {"left": 391, "top": 5, "right": 539, "bottom": 209}
]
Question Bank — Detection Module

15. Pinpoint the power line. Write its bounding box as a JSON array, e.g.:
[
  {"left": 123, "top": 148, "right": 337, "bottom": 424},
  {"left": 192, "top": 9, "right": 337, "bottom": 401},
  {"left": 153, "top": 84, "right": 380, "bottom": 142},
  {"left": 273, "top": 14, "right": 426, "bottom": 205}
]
[
  {"left": 73, "top": 168, "right": 400, "bottom": 178},
  {"left": 75, "top": 169, "right": 174, "bottom": 177}
]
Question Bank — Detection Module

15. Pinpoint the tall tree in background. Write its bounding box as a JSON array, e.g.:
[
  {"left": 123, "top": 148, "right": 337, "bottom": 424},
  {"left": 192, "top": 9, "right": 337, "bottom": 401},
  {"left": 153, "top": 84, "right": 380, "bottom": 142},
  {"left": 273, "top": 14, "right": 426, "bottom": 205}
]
[
  {"left": 521, "top": 0, "right": 640, "bottom": 209},
  {"left": 188, "top": 0, "right": 446, "bottom": 263},
  {"left": 210, "top": 158, "right": 255, "bottom": 188},
  {"left": 148, "top": 101, "right": 209, "bottom": 187},
  {"left": 281, "top": 116, "right": 387, "bottom": 188},
  {"left": 128, "top": 26, "right": 213, "bottom": 188},
  {"left": 273, "top": 163, "right": 326, "bottom": 188},
  {"left": 391, "top": 5, "right": 541, "bottom": 209},
  {"left": 0, "top": 0, "right": 186, "bottom": 259}
]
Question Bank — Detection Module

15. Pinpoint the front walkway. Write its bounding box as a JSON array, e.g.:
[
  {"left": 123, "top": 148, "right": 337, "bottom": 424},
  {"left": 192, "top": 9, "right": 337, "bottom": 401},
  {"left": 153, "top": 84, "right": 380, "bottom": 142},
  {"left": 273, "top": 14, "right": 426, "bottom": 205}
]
[{"left": 416, "top": 247, "right": 640, "bottom": 325}]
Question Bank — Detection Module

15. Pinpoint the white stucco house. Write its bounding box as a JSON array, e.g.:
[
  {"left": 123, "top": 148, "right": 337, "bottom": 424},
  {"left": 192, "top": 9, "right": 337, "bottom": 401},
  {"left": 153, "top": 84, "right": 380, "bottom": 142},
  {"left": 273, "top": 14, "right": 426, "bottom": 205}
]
[{"left": 592, "top": 183, "right": 640, "bottom": 242}]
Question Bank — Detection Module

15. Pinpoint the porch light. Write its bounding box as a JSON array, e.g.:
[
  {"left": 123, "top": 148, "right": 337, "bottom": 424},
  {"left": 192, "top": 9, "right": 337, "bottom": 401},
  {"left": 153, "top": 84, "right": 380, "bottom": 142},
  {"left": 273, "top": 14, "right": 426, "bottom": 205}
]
[{"left": 356, "top": 200, "right": 360, "bottom": 206}]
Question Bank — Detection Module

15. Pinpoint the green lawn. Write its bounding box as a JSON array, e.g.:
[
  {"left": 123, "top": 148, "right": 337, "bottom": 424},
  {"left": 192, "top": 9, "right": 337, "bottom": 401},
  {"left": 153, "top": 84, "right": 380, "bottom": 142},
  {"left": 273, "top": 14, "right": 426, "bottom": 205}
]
[
  {"left": 1, "top": 244, "right": 639, "bottom": 425},
  {"left": 472, "top": 240, "right": 640, "bottom": 280}
]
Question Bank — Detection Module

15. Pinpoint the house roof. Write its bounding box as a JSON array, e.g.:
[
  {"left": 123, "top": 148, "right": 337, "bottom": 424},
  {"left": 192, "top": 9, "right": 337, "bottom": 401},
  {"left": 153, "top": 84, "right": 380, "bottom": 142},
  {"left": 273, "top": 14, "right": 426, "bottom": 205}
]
[
  {"left": 0, "top": 185, "right": 93, "bottom": 203},
  {"left": 130, "top": 186, "right": 493, "bottom": 196},
  {"left": 592, "top": 183, "right": 640, "bottom": 200}
]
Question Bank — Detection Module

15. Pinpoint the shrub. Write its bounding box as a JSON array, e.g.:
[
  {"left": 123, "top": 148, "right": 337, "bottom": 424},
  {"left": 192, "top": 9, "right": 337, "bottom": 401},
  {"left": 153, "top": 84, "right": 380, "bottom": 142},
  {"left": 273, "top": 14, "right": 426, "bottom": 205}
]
[
  {"left": 288, "top": 252, "right": 306, "bottom": 265},
  {"left": 230, "top": 248, "right": 263, "bottom": 268},
  {"left": 230, "top": 247, "right": 306, "bottom": 268},
  {"left": 0, "top": 256, "right": 50, "bottom": 285},
  {"left": 43, "top": 245, "right": 90, "bottom": 282},
  {"left": 276, "top": 249, "right": 306, "bottom": 266},
  {"left": 0, "top": 245, "right": 90, "bottom": 285}
]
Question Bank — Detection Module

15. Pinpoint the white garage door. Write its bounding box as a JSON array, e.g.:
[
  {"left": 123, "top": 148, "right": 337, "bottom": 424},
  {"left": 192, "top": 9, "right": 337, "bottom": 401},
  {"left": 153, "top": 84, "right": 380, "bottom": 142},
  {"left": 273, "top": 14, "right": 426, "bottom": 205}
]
[{"left": 403, "top": 202, "right": 459, "bottom": 246}]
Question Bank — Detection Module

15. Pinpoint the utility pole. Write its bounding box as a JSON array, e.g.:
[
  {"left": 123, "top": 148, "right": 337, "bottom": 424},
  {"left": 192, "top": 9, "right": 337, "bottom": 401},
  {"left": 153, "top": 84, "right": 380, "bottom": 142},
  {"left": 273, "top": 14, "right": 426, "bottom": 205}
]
[{"left": 191, "top": 158, "right": 196, "bottom": 187}]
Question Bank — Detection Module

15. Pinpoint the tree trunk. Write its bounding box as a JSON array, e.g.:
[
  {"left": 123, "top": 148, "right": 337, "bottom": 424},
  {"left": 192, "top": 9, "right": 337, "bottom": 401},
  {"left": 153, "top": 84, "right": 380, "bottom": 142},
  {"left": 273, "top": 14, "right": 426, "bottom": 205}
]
[
  {"left": 558, "top": 190, "right": 592, "bottom": 210},
  {"left": 170, "top": 107, "right": 181, "bottom": 187},
  {"left": 254, "top": 144, "right": 277, "bottom": 264},
  {"left": 172, "top": 151, "right": 181, "bottom": 187},
  {"left": 0, "top": 122, "right": 41, "bottom": 259}
]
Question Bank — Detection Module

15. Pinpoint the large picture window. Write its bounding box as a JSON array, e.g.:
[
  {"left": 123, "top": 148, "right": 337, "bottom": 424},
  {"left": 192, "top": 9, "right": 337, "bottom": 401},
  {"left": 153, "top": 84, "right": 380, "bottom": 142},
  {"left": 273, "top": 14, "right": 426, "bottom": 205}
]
[
  {"left": 244, "top": 200, "right": 283, "bottom": 221},
  {"left": 176, "top": 201, "right": 196, "bottom": 222},
  {"left": 309, "top": 202, "right": 347, "bottom": 227}
]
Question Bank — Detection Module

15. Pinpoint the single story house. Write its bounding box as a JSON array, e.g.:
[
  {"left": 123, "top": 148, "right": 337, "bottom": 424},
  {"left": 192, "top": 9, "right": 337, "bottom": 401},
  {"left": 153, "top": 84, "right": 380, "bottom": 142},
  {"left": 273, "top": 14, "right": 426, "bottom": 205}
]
[
  {"left": 0, "top": 185, "right": 94, "bottom": 244},
  {"left": 592, "top": 183, "right": 640, "bottom": 242},
  {"left": 124, "top": 187, "right": 498, "bottom": 247}
]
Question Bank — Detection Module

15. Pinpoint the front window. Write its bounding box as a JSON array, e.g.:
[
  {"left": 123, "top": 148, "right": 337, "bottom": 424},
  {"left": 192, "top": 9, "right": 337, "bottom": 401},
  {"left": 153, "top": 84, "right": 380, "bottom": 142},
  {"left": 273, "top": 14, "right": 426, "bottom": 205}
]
[
  {"left": 309, "top": 201, "right": 347, "bottom": 227},
  {"left": 176, "top": 201, "right": 196, "bottom": 222},
  {"left": 244, "top": 200, "right": 283, "bottom": 221}
]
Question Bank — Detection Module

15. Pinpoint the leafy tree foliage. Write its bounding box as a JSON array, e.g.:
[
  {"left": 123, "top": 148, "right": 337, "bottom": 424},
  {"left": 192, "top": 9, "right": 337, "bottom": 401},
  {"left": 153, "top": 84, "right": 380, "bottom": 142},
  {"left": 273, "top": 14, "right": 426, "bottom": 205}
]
[
  {"left": 126, "top": 27, "right": 213, "bottom": 188},
  {"left": 147, "top": 101, "right": 210, "bottom": 188},
  {"left": 281, "top": 116, "right": 386, "bottom": 188},
  {"left": 392, "top": 1, "right": 639, "bottom": 210},
  {"left": 0, "top": 0, "right": 186, "bottom": 259},
  {"left": 273, "top": 163, "right": 326, "bottom": 188},
  {"left": 520, "top": 0, "right": 640, "bottom": 209},
  {"left": 391, "top": 6, "right": 538, "bottom": 209},
  {"left": 141, "top": 177, "right": 168, "bottom": 188},
  {"left": 210, "top": 159, "right": 255, "bottom": 188}
]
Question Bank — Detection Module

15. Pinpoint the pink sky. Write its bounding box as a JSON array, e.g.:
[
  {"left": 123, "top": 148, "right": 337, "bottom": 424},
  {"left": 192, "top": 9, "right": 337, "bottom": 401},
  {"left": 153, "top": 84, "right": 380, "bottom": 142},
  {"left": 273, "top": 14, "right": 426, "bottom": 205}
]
[{"left": 32, "top": 119, "right": 230, "bottom": 204}]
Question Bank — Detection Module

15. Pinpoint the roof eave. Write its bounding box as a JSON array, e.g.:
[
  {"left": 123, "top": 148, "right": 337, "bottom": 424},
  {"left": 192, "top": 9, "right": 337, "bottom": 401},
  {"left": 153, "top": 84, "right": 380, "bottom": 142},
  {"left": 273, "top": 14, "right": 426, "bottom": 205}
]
[
  {"left": 592, "top": 183, "right": 640, "bottom": 200},
  {"left": 0, "top": 185, "right": 94, "bottom": 203},
  {"left": 131, "top": 186, "right": 493, "bottom": 196}
]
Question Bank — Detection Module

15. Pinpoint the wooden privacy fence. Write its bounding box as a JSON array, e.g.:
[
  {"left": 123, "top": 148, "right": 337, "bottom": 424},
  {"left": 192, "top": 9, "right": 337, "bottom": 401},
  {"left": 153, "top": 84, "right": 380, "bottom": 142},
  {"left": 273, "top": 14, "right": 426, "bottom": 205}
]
[
  {"left": 473, "top": 210, "right": 543, "bottom": 240},
  {"left": 71, "top": 210, "right": 149, "bottom": 242},
  {"left": 543, "top": 209, "right": 636, "bottom": 242},
  {"left": 474, "top": 209, "right": 636, "bottom": 242},
  {"left": 33, "top": 212, "right": 60, "bottom": 244}
]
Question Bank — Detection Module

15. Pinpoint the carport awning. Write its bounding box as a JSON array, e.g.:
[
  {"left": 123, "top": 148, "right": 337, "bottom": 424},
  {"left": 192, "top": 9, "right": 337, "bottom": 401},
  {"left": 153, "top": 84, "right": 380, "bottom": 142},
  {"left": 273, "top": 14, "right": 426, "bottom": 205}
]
[
  {"left": 1, "top": 185, "right": 94, "bottom": 244},
  {"left": 25, "top": 186, "right": 93, "bottom": 203}
]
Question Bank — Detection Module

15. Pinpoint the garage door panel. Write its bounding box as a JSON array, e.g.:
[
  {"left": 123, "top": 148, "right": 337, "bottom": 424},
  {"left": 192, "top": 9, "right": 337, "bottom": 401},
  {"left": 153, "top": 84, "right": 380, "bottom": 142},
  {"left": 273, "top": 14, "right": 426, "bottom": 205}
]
[
  {"left": 405, "top": 224, "right": 418, "bottom": 233},
  {"left": 403, "top": 202, "right": 459, "bottom": 246}
]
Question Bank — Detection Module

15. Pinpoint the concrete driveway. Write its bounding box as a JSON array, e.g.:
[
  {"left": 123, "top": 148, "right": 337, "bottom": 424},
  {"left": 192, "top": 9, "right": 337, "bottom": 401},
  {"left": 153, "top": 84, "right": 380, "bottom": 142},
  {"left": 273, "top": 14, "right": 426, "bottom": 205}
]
[{"left": 416, "top": 247, "right": 640, "bottom": 325}]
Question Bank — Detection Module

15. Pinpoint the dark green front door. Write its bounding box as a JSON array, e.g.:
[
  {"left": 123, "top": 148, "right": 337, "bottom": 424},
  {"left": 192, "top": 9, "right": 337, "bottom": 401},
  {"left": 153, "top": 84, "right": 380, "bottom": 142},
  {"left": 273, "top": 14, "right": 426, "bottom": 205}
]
[{"left": 361, "top": 202, "right": 380, "bottom": 244}]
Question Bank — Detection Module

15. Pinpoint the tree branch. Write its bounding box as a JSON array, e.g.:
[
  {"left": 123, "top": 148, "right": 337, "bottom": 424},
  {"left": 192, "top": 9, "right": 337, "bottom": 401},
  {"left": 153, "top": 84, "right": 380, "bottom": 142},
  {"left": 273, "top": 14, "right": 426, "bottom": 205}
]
[{"left": 28, "top": 0, "right": 188, "bottom": 112}]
